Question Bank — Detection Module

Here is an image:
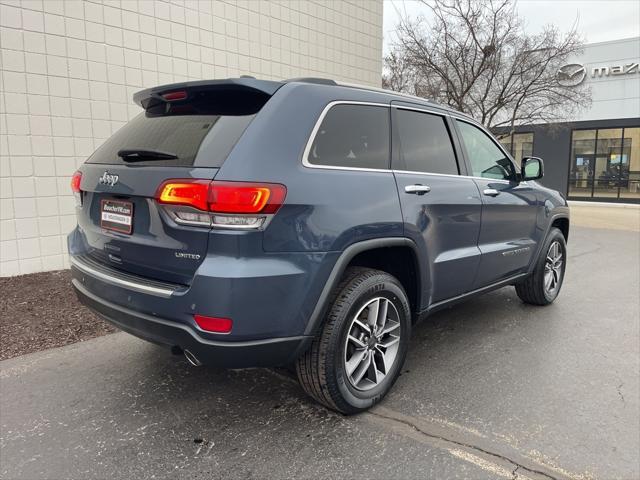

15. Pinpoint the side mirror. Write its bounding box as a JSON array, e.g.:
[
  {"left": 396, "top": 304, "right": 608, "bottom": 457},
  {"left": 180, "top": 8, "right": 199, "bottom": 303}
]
[{"left": 521, "top": 156, "right": 544, "bottom": 181}]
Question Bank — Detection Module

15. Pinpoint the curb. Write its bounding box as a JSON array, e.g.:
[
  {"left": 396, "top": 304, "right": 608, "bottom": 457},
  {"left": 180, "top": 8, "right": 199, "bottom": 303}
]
[{"left": 568, "top": 201, "right": 640, "bottom": 209}]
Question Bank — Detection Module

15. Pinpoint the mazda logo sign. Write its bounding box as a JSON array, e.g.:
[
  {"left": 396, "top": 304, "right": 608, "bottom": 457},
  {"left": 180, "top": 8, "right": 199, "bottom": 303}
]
[{"left": 557, "top": 63, "right": 587, "bottom": 86}]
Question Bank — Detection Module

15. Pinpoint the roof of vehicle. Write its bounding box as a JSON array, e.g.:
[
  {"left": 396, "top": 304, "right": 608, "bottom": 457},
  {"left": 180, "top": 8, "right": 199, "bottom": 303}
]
[
  {"left": 283, "top": 77, "right": 473, "bottom": 120},
  {"left": 133, "top": 76, "right": 473, "bottom": 120}
]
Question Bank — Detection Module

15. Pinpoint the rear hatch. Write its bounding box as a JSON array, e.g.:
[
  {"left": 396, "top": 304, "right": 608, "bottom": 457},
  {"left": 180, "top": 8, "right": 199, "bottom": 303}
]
[{"left": 74, "top": 79, "right": 282, "bottom": 285}]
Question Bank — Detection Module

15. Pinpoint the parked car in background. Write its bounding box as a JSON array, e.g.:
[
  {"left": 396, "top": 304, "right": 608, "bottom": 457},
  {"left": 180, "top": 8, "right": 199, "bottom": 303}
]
[{"left": 68, "top": 78, "right": 569, "bottom": 414}]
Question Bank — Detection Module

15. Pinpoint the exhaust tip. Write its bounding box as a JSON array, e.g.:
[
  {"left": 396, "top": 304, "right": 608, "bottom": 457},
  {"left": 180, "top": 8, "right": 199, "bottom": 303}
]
[{"left": 183, "top": 349, "right": 202, "bottom": 367}]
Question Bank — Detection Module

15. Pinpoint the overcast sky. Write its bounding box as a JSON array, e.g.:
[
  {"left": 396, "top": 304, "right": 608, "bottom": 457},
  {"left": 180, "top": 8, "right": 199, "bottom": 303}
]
[{"left": 383, "top": 0, "right": 640, "bottom": 53}]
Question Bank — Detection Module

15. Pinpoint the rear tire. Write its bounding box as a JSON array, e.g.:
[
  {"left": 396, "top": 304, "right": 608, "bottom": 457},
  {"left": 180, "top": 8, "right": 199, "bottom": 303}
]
[
  {"left": 296, "top": 267, "right": 411, "bottom": 414},
  {"left": 515, "top": 227, "right": 566, "bottom": 305}
]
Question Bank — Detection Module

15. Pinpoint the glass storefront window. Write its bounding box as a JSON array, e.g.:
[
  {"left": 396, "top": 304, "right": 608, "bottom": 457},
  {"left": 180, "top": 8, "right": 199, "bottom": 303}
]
[
  {"left": 512, "top": 133, "right": 534, "bottom": 163},
  {"left": 620, "top": 127, "right": 640, "bottom": 200},
  {"left": 569, "top": 127, "right": 640, "bottom": 201},
  {"left": 496, "top": 132, "right": 534, "bottom": 163},
  {"left": 593, "top": 129, "right": 623, "bottom": 198},
  {"left": 497, "top": 133, "right": 511, "bottom": 154},
  {"left": 569, "top": 130, "right": 596, "bottom": 198}
]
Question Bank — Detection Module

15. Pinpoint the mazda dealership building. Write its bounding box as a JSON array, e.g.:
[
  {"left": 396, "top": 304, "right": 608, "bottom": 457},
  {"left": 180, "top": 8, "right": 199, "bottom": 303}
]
[{"left": 500, "top": 37, "right": 640, "bottom": 203}]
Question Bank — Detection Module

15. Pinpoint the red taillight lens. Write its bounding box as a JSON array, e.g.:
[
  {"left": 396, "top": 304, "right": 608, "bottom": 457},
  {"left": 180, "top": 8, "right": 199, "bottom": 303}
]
[
  {"left": 156, "top": 180, "right": 210, "bottom": 210},
  {"left": 194, "top": 314, "right": 233, "bottom": 333},
  {"left": 71, "top": 171, "right": 82, "bottom": 193},
  {"left": 209, "top": 181, "right": 286, "bottom": 214},
  {"left": 156, "top": 179, "right": 286, "bottom": 214}
]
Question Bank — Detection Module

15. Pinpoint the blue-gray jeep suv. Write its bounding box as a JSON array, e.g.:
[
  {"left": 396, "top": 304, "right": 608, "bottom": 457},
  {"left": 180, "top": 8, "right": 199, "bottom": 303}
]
[{"left": 68, "top": 78, "right": 569, "bottom": 414}]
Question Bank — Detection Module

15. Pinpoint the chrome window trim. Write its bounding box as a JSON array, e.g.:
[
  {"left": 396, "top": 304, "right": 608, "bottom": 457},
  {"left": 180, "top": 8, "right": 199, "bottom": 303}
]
[
  {"left": 335, "top": 81, "right": 475, "bottom": 122},
  {"left": 394, "top": 103, "right": 522, "bottom": 177},
  {"left": 392, "top": 103, "right": 460, "bottom": 119},
  {"left": 392, "top": 169, "right": 515, "bottom": 185},
  {"left": 301, "top": 100, "right": 522, "bottom": 183},
  {"left": 301, "top": 100, "right": 393, "bottom": 173},
  {"left": 70, "top": 256, "right": 176, "bottom": 298}
]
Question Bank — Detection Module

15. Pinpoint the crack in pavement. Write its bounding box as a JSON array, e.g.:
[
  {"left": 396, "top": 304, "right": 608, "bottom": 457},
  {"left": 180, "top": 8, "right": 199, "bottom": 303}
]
[
  {"left": 512, "top": 465, "right": 520, "bottom": 480},
  {"left": 366, "top": 408, "right": 561, "bottom": 480},
  {"left": 616, "top": 383, "right": 625, "bottom": 405},
  {"left": 567, "top": 243, "right": 603, "bottom": 260},
  {"left": 264, "top": 368, "right": 581, "bottom": 480}
]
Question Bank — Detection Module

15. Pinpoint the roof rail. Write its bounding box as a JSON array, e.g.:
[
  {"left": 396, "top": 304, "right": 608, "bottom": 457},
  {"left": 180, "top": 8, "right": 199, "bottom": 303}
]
[
  {"left": 283, "top": 77, "right": 426, "bottom": 103},
  {"left": 281, "top": 77, "right": 468, "bottom": 117},
  {"left": 337, "top": 81, "right": 430, "bottom": 104},
  {"left": 336, "top": 81, "right": 474, "bottom": 118},
  {"left": 284, "top": 77, "right": 337, "bottom": 86}
]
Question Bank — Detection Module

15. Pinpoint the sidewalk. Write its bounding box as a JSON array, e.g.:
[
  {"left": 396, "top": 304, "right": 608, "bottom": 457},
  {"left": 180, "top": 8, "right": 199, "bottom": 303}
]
[{"left": 569, "top": 202, "right": 640, "bottom": 232}]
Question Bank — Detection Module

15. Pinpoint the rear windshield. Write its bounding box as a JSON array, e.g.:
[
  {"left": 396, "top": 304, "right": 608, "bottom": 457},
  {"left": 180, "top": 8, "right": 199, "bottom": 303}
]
[{"left": 87, "top": 113, "right": 255, "bottom": 167}]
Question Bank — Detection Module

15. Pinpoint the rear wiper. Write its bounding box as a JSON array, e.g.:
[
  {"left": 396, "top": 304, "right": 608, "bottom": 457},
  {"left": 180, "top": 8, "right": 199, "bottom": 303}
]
[{"left": 117, "top": 149, "right": 178, "bottom": 161}]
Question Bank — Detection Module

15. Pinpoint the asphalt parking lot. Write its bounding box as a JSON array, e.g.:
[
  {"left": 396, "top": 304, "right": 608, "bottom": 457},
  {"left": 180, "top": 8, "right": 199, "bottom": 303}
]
[{"left": 1, "top": 218, "right": 639, "bottom": 479}]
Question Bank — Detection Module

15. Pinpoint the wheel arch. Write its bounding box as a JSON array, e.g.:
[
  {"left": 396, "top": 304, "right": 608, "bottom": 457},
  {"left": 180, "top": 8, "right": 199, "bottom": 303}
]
[
  {"left": 303, "top": 238, "right": 421, "bottom": 336},
  {"left": 527, "top": 212, "right": 570, "bottom": 275},
  {"left": 551, "top": 216, "right": 570, "bottom": 241}
]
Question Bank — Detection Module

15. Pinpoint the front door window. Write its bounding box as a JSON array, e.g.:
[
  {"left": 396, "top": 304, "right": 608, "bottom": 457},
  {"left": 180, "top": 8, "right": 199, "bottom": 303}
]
[{"left": 456, "top": 121, "right": 515, "bottom": 180}]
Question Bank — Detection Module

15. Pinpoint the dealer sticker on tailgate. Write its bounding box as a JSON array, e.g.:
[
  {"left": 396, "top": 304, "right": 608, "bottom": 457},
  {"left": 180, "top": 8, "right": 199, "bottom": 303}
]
[{"left": 100, "top": 199, "right": 133, "bottom": 234}]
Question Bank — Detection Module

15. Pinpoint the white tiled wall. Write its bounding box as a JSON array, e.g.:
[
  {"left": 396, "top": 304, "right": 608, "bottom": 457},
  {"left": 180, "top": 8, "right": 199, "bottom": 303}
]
[{"left": 0, "top": 0, "right": 384, "bottom": 276}]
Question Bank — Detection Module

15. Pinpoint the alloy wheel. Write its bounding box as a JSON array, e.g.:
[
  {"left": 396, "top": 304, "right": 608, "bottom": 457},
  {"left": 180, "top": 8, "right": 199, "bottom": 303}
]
[
  {"left": 343, "top": 297, "right": 401, "bottom": 391},
  {"left": 544, "top": 240, "right": 563, "bottom": 295}
]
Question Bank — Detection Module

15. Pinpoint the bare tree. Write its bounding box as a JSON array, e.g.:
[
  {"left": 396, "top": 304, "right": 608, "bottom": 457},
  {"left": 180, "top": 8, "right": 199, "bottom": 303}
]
[
  {"left": 381, "top": 49, "right": 413, "bottom": 92},
  {"left": 384, "top": 0, "right": 591, "bottom": 133}
]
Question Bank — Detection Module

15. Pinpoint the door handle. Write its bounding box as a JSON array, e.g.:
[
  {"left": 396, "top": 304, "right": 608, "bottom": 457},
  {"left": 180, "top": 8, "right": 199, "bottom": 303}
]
[
  {"left": 405, "top": 184, "right": 431, "bottom": 195},
  {"left": 483, "top": 188, "right": 500, "bottom": 197}
]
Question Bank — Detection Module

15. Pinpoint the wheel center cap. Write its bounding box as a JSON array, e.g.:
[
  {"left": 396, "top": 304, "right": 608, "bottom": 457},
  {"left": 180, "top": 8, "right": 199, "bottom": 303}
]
[{"left": 367, "top": 336, "right": 377, "bottom": 348}]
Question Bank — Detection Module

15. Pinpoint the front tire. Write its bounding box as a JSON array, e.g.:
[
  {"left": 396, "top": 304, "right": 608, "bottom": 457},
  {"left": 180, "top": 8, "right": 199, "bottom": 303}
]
[
  {"left": 296, "top": 267, "right": 411, "bottom": 414},
  {"left": 515, "top": 227, "right": 567, "bottom": 305}
]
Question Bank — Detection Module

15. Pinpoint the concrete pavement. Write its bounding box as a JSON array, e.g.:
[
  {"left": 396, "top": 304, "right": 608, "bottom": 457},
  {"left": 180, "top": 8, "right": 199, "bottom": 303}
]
[
  {"left": 569, "top": 202, "right": 640, "bottom": 231},
  {"left": 1, "top": 225, "right": 638, "bottom": 479}
]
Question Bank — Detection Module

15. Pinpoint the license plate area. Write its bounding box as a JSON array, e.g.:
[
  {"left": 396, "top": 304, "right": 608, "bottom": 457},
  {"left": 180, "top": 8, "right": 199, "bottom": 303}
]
[{"left": 101, "top": 199, "right": 133, "bottom": 234}]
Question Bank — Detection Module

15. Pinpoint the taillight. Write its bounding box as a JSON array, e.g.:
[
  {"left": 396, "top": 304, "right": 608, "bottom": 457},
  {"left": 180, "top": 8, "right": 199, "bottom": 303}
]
[
  {"left": 71, "top": 171, "right": 82, "bottom": 193},
  {"left": 194, "top": 314, "right": 233, "bottom": 334},
  {"left": 155, "top": 179, "right": 287, "bottom": 229},
  {"left": 71, "top": 171, "right": 82, "bottom": 206},
  {"left": 209, "top": 182, "right": 286, "bottom": 214},
  {"left": 156, "top": 180, "right": 210, "bottom": 210},
  {"left": 161, "top": 90, "right": 187, "bottom": 101}
]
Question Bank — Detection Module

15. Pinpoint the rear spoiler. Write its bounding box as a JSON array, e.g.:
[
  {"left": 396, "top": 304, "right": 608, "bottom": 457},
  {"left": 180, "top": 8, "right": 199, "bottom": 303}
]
[{"left": 133, "top": 78, "right": 284, "bottom": 110}]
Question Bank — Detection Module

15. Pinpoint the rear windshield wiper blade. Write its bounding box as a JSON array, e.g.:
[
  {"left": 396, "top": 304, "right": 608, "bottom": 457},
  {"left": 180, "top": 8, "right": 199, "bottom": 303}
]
[{"left": 117, "top": 149, "right": 178, "bottom": 161}]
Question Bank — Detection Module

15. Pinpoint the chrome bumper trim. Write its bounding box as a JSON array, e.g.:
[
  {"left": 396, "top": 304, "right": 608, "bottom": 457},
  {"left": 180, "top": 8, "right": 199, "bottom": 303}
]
[{"left": 69, "top": 256, "right": 176, "bottom": 298}]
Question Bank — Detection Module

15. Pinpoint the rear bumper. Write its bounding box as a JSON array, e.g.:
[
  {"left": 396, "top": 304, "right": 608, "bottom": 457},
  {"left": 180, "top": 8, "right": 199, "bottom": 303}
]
[{"left": 72, "top": 279, "right": 312, "bottom": 368}]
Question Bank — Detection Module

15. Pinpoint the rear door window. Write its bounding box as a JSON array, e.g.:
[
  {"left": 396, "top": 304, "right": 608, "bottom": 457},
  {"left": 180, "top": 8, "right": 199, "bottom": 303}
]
[
  {"left": 307, "top": 104, "right": 390, "bottom": 170},
  {"left": 394, "top": 109, "right": 459, "bottom": 175}
]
